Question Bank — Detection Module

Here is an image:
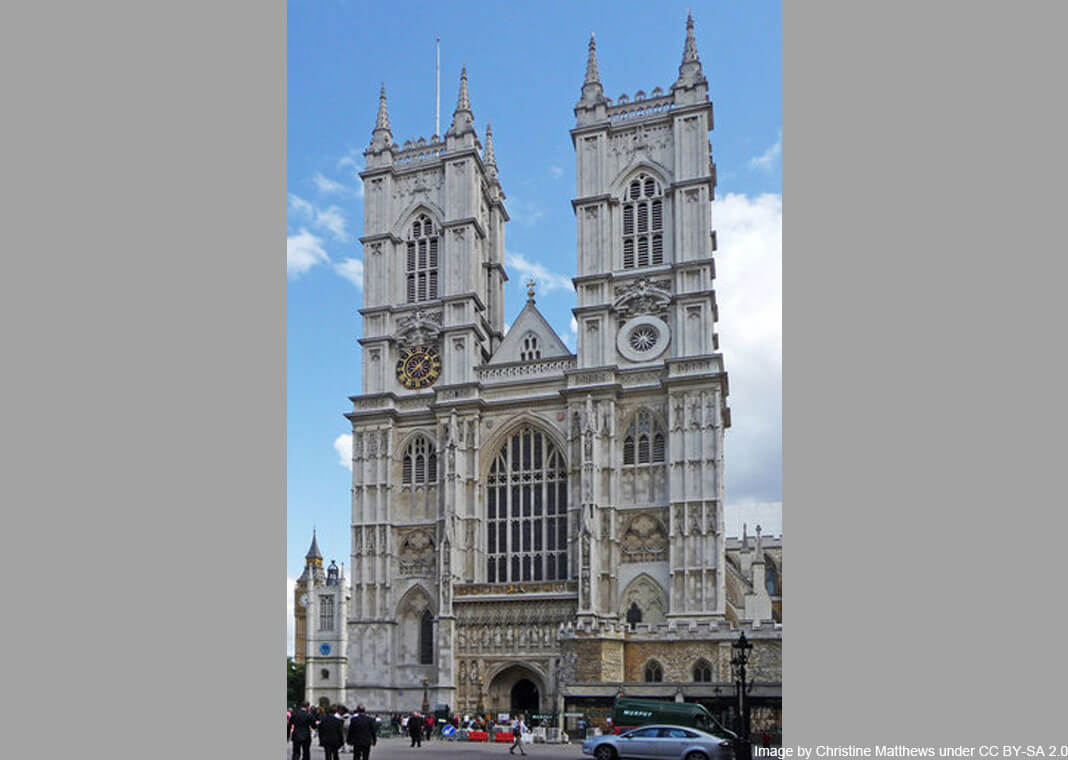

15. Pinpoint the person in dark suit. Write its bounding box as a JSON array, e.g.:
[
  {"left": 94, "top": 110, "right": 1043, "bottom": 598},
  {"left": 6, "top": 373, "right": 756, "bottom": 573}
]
[
  {"left": 348, "top": 704, "right": 378, "bottom": 760},
  {"left": 408, "top": 711, "right": 424, "bottom": 747},
  {"left": 317, "top": 705, "right": 345, "bottom": 760},
  {"left": 288, "top": 702, "right": 315, "bottom": 760}
]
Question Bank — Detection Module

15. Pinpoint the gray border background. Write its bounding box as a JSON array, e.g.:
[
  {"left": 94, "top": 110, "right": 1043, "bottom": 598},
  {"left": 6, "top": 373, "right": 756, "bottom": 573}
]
[
  {"left": 3, "top": 0, "right": 284, "bottom": 756},
  {"left": 3, "top": 0, "right": 1068, "bottom": 755},
  {"left": 785, "top": 0, "right": 1068, "bottom": 746}
]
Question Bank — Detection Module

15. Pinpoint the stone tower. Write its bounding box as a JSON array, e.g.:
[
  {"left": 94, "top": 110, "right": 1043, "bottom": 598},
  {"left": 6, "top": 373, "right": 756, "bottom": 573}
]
[
  {"left": 305, "top": 559, "right": 350, "bottom": 708},
  {"left": 567, "top": 14, "right": 729, "bottom": 626},
  {"left": 349, "top": 68, "right": 508, "bottom": 710}
]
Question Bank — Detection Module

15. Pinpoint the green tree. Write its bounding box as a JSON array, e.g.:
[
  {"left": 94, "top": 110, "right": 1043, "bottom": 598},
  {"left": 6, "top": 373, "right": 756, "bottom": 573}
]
[{"left": 287, "top": 657, "right": 306, "bottom": 707}]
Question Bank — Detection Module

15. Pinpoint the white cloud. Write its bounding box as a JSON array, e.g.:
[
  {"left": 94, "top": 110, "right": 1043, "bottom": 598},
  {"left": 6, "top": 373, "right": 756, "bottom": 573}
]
[
  {"left": 502, "top": 321, "right": 511, "bottom": 335},
  {"left": 288, "top": 193, "right": 349, "bottom": 241},
  {"left": 286, "top": 576, "right": 296, "bottom": 657},
  {"left": 287, "top": 229, "right": 330, "bottom": 277},
  {"left": 313, "top": 172, "right": 349, "bottom": 195},
  {"left": 333, "top": 433, "right": 352, "bottom": 470},
  {"left": 712, "top": 192, "right": 782, "bottom": 505},
  {"left": 334, "top": 258, "right": 364, "bottom": 290},
  {"left": 564, "top": 316, "right": 578, "bottom": 351},
  {"left": 549, "top": 165, "right": 564, "bottom": 179},
  {"left": 505, "top": 250, "right": 573, "bottom": 294},
  {"left": 749, "top": 128, "right": 782, "bottom": 171}
]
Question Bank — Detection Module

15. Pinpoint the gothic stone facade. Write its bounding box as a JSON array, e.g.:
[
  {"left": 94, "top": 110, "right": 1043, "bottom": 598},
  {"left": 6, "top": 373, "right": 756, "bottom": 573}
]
[{"left": 313, "top": 16, "right": 781, "bottom": 728}]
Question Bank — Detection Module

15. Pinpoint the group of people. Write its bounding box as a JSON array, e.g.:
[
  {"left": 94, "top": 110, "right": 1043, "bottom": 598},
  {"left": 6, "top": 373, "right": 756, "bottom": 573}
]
[{"left": 287, "top": 702, "right": 378, "bottom": 760}]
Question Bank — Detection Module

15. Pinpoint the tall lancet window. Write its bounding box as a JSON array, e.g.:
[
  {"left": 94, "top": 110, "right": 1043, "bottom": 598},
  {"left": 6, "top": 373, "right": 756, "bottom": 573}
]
[
  {"left": 402, "top": 437, "right": 437, "bottom": 485},
  {"left": 486, "top": 427, "right": 568, "bottom": 584},
  {"left": 622, "top": 410, "right": 666, "bottom": 466},
  {"left": 406, "top": 214, "right": 439, "bottom": 303},
  {"left": 622, "top": 173, "right": 664, "bottom": 269},
  {"left": 419, "top": 609, "right": 434, "bottom": 664},
  {"left": 318, "top": 595, "right": 334, "bottom": 631}
]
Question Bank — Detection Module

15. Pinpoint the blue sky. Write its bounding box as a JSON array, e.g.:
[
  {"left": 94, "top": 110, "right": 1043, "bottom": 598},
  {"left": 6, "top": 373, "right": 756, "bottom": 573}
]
[{"left": 287, "top": 0, "right": 781, "bottom": 651}]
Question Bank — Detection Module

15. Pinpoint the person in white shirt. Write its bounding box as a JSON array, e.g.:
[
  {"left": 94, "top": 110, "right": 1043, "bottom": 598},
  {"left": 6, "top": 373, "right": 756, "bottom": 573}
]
[{"left": 509, "top": 714, "right": 527, "bottom": 756}]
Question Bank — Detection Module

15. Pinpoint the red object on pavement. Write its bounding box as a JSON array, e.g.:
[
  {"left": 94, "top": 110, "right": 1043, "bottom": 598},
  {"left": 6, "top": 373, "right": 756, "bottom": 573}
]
[
  {"left": 495, "top": 732, "right": 515, "bottom": 743},
  {"left": 467, "top": 731, "right": 489, "bottom": 742}
]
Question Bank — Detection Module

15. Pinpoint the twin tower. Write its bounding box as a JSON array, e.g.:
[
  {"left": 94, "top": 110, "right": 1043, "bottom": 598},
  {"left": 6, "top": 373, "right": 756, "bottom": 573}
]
[{"left": 301, "top": 15, "right": 755, "bottom": 717}]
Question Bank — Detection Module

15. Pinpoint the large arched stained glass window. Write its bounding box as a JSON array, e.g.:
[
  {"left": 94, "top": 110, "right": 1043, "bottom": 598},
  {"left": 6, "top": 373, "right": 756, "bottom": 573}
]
[{"left": 486, "top": 427, "right": 568, "bottom": 583}]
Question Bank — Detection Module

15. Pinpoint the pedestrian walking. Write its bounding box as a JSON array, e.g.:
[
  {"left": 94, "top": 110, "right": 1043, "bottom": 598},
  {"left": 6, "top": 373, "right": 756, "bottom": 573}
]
[
  {"left": 408, "top": 711, "right": 424, "bottom": 747},
  {"left": 318, "top": 705, "right": 345, "bottom": 760},
  {"left": 348, "top": 704, "right": 378, "bottom": 760},
  {"left": 509, "top": 713, "right": 527, "bottom": 756},
  {"left": 288, "top": 701, "right": 316, "bottom": 760},
  {"left": 425, "top": 714, "right": 435, "bottom": 741}
]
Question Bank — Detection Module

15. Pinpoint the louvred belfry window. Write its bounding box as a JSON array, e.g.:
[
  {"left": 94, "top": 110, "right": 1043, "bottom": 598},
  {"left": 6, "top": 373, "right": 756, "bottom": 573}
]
[
  {"left": 486, "top": 427, "right": 568, "bottom": 584},
  {"left": 406, "top": 214, "right": 439, "bottom": 303},
  {"left": 622, "top": 173, "right": 664, "bottom": 269}
]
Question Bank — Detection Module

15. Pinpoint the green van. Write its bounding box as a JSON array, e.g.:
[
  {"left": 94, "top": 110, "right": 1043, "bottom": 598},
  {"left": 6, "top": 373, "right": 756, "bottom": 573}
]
[{"left": 611, "top": 698, "right": 735, "bottom": 738}]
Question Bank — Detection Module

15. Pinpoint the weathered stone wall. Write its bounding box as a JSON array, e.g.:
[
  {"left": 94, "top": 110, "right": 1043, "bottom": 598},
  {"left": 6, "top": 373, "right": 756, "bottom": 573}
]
[
  {"left": 570, "top": 639, "right": 625, "bottom": 682},
  {"left": 624, "top": 640, "right": 721, "bottom": 681}
]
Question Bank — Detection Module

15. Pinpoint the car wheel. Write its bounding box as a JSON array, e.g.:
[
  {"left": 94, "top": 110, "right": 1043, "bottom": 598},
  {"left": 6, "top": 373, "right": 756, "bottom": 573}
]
[
  {"left": 685, "top": 751, "right": 708, "bottom": 760},
  {"left": 596, "top": 745, "right": 617, "bottom": 760}
]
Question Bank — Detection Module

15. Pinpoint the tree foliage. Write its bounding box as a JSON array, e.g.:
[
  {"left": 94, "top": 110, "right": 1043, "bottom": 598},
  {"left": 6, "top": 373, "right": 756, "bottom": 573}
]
[{"left": 287, "top": 657, "right": 306, "bottom": 707}]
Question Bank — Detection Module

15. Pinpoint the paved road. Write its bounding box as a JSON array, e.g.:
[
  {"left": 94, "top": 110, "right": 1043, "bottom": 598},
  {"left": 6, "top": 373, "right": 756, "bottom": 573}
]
[{"left": 284, "top": 735, "right": 586, "bottom": 760}]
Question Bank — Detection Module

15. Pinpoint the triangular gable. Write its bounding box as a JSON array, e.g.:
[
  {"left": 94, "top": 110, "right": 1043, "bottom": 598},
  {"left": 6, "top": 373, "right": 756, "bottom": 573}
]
[{"left": 488, "top": 301, "right": 572, "bottom": 364}]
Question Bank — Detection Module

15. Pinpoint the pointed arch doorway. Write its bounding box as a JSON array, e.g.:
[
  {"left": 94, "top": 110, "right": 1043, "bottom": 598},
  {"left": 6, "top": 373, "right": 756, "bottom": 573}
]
[
  {"left": 486, "top": 663, "right": 544, "bottom": 715},
  {"left": 511, "top": 678, "right": 539, "bottom": 715}
]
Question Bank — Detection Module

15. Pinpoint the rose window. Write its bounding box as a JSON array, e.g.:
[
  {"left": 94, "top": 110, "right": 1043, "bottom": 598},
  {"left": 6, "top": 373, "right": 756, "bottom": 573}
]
[{"left": 629, "top": 324, "right": 659, "bottom": 352}]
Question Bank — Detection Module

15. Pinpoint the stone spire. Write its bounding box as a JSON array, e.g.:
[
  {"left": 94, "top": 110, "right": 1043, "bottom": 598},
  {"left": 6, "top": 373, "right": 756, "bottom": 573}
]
[
  {"left": 578, "top": 33, "right": 605, "bottom": 105},
  {"left": 483, "top": 122, "right": 498, "bottom": 181},
  {"left": 448, "top": 66, "right": 475, "bottom": 137},
  {"left": 674, "top": 12, "right": 706, "bottom": 89},
  {"left": 305, "top": 529, "right": 322, "bottom": 563},
  {"left": 369, "top": 84, "right": 392, "bottom": 150}
]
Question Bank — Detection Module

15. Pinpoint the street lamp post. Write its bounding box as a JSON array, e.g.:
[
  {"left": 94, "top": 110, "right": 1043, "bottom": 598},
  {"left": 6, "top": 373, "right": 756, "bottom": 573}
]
[
  {"left": 476, "top": 674, "right": 484, "bottom": 716},
  {"left": 422, "top": 675, "right": 430, "bottom": 714},
  {"left": 731, "top": 632, "right": 754, "bottom": 760}
]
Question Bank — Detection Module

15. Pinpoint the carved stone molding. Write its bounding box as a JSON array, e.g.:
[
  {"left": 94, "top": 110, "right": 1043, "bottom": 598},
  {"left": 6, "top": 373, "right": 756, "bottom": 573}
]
[
  {"left": 620, "top": 510, "right": 670, "bottom": 562},
  {"left": 613, "top": 277, "right": 672, "bottom": 320},
  {"left": 396, "top": 309, "right": 442, "bottom": 346},
  {"left": 397, "top": 528, "right": 435, "bottom": 575}
]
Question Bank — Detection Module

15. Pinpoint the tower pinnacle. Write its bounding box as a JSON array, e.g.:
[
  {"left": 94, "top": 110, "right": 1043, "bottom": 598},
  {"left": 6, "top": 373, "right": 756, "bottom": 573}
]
[
  {"left": 674, "top": 12, "right": 706, "bottom": 89},
  {"left": 483, "top": 122, "right": 498, "bottom": 182},
  {"left": 578, "top": 33, "right": 605, "bottom": 106},
  {"left": 447, "top": 66, "right": 475, "bottom": 137},
  {"left": 369, "top": 84, "right": 392, "bottom": 150}
]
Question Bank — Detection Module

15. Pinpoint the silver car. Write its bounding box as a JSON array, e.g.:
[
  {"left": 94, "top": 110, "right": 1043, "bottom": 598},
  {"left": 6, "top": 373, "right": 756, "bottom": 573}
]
[{"left": 582, "top": 725, "right": 734, "bottom": 760}]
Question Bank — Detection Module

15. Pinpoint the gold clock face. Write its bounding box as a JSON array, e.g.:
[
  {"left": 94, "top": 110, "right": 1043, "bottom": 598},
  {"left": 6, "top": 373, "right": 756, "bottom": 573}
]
[{"left": 396, "top": 345, "right": 442, "bottom": 390}]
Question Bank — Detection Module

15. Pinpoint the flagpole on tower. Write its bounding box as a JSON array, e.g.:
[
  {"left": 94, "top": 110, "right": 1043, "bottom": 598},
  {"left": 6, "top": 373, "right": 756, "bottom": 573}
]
[{"left": 435, "top": 37, "right": 440, "bottom": 137}]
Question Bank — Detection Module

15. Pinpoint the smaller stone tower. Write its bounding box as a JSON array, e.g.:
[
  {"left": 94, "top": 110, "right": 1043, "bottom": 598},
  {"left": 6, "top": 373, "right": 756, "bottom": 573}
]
[{"left": 306, "top": 559, "right": 349, "bottom": 708}]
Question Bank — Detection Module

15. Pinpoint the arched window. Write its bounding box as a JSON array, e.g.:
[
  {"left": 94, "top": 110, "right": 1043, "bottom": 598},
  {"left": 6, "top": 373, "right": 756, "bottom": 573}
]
[
  {"left": 419, "top": 609, "right": 434, "bottom": 664},
  {"left": 693, "top": 659, "right": 713, "bottom": 682},
  {"left": 622, "top": 173, "right": 664, "bottom": 269},
  {"left": 644, "top": 659, "right": 664, "bottom": 683},
  {"left": 318, "top": 595, "right": 334, "bottom": 631},
  {"left": 321, "top": 668, "right": 330, "bottom": 680},
  {"left": 766, "top": 561, "right": 779, "bottom": 596},
  {"left": 622, "top": 410, "right": 666, "bottom": 466},
  {"left": 520, "top": 333, "right": 541, "bottom": 361},
  {"left": 406, "top": 214, "right": 439, "bottom": 303},
  {"left": 402, "top": 437, "right": 437, "bottom": 486},
  {"left": 486, "top": 426, "right": 568, "bottom": 584},
  {"left": 626, "top": 602, "right": 643, "bottom": 629}
]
